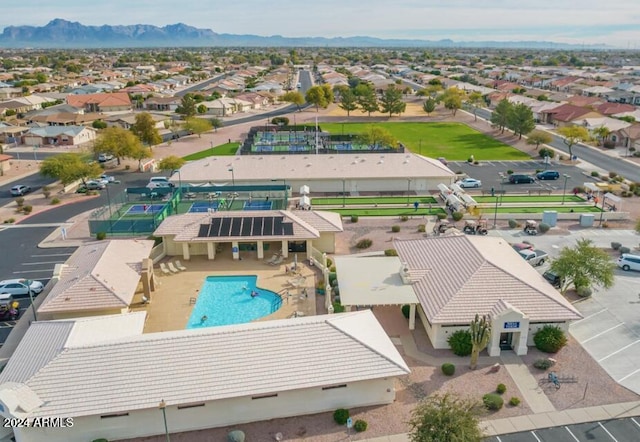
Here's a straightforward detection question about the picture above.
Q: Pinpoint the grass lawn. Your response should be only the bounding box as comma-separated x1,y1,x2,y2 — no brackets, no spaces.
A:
315,122,530,161
495,206,602,214
473,195,585,203
182,142,239,160
331,207,446,217
312,196,438,206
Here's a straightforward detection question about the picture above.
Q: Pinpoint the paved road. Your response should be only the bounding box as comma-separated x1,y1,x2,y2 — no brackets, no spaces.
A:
485,417,640,441
0,172,57,207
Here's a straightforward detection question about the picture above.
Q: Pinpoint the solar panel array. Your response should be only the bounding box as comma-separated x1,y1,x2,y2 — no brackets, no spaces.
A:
198,216,294,238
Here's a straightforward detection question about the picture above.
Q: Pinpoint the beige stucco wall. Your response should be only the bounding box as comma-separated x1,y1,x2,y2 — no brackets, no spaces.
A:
39,307,125,321
314,232,336,254
14,378,396,442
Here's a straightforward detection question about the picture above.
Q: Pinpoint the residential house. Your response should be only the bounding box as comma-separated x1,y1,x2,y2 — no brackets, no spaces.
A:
104,113,168,130
66,92,132,113
620,124,640,151
0,124,29,144
143,96,181,112
604,90,640,105
580,117,632,146
596,102,636,116
234,92,271,110
565,95,605,108
539,103,602,126
583,85,615,96
22,125,96,147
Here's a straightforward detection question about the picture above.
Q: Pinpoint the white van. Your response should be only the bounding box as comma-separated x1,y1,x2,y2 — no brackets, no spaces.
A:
617,254,640,272
147,177,174,189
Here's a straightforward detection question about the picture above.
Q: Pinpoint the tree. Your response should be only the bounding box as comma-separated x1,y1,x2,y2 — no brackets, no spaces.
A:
507,103,536,139
210,117,223,132
357,87,379,116
550,239,615,294
357,125,397,149
158,155,186,172
130,112,161,146
557,126,590,159
128,145,152,170
408,393,484,442
422,98,436,116
439,88,464,116
183,117,212,138
379,85,406,117
526,130,552,150
338,89,358,117
469,314,491,370
93,126,143,165
305,85,330,111
92,120,107,129
417,84,443,98
467,91,484,121
593,126,611,146
176,94,197,117
40,153,102,185
197,104,207,114
491,99,513,133
281,91,305,111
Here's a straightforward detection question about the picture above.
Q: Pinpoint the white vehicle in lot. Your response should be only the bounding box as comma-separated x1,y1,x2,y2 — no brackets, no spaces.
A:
457,178,482,188
617,254,640,271
0,279,44,296
147,176,175,189
517,249,549,267
98,153,114,162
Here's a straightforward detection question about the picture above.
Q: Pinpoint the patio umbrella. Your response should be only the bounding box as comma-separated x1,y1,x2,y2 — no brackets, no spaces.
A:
294,253,298,271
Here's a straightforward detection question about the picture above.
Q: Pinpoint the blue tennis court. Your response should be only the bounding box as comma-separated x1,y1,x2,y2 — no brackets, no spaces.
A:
125,204,166,215
244,201,273,210
188,201,220,213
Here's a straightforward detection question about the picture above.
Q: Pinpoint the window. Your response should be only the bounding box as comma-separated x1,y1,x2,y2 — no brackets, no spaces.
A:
177,403,205,410
251,393,278,400
322,384,347,391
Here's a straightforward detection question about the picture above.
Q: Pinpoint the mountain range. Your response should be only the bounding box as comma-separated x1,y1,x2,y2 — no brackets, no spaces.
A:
0,19,609,49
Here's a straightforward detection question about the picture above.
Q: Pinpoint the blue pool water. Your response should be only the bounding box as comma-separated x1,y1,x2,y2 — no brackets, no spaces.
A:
187,275,282,328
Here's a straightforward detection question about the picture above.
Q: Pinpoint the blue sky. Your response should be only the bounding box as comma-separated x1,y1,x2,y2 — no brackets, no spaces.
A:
2,0,639,48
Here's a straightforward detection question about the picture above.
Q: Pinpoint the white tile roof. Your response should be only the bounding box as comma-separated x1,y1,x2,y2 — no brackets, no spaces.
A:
38,240,154,314
0,311,408,419
393,236,582,324
288,210,343,233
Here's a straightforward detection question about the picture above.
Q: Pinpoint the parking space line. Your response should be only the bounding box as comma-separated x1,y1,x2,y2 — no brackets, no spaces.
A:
495,436,502,442
582,323,625,343
599,422,619,441
632,417,640,429
573,308,609,324
531,430,542,442
12,269,55,274
598,339,640,362
618,367,640,382
31,253,72,257
565,426,580,442
22,261,65,265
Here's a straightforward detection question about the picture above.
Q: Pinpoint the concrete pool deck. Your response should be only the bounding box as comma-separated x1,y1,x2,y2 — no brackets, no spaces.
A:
131,255,320,333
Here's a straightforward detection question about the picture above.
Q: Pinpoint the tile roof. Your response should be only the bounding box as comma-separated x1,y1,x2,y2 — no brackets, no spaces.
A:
38,240,154,314
0,311,409,419
544,103,599,122
393,236,582,324
66,92,131,108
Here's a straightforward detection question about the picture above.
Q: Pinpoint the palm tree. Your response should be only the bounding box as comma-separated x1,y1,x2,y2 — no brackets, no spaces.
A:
593,126,611,146
469,314,491,370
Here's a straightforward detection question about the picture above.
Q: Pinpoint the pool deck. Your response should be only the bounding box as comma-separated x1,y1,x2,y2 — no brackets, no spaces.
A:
131,255,320,333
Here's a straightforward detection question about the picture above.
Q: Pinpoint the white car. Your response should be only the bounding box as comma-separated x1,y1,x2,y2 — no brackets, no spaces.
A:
457,178,482,188
98,153,114,162
0,279,44,296
99,174,115,183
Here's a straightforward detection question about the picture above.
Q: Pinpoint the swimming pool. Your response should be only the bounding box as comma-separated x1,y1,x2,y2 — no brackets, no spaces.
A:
187,275,282,328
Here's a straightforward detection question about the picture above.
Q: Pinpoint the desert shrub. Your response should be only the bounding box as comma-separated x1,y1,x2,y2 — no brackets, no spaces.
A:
496,383,507,394
474,160,479,165
15,197,25,207
441,363,455,376
391,225,401,233
436,213,447,220
329,265,336,272
92,439,109,442
401,305,411,319
350,215,359,223
609,171,618,179
538,222,550,233
3,218,15,224
51,197,61,205
326,258,333,268
533,358,556,370
603,140,616,149
447,330,472,356
467,157,473,163
354,420,368,432
125,164,131,170
96,232,107,240
508,219,518,228
576,286,592,297
602,221,610,228
611,242,622,250
22,205,33,214
42,186,51,198
271,116,289,125
384,249,398,256
333,408,350,425
509,397,521,406
483,393,504,410
400,215,409,222
620,246,631,254
539,148,555,159
227,430,245,442
591,171,599,177
356,238,372,249
506,169,514,175
534,325,567,353
329,272,337,286
451,211,464,222
332,302,345,313
417,224,426,232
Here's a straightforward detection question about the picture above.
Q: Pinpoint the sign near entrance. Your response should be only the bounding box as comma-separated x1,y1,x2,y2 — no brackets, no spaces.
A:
504,321,520,329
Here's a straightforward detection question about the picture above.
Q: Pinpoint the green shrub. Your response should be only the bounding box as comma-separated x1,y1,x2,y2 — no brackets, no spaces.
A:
330,265,336,272
354,420,368,432
436,213,447,220
474,160,479,165
451,211,464,222
441,363,455,376
96,232,107,240
467,157,473,163
15,197,25,207
401,305,411,319
576,286,592,297
3,218,15,224
533,358,556,370
603,140,616,149
333,408,350,425
350,215,359,223
539,148,555,159
125,164,131,170
611,242,622,250
447,330,472,356
22,205,33,214
534,325,567,353
326,258,333,268
400,215,409,222
51,197,61,205
332,302,345,313
496,383,507,394
42,189,51,198
508,219,517,228
356,238,372,249
391,225,401,233
538,222,550,233
417,224,426,232
483,393,504,410
329,272,337,286
509,397,521,406
591,171,599,177
384,249,398,256
609,171,618,179
271,116,289,125
620,246,631,254
507,169,514,175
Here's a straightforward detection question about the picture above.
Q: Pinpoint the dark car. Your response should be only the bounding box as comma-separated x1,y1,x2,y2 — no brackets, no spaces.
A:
509,174,535,184
543,270,562,288
536,170,560,180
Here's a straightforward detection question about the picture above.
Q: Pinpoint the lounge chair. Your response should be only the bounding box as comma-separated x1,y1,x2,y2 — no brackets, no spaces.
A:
264,254,278,265
175,260,187,271
270,255,285,266
159,263,172,275
167,262,180,273
287,276,306,287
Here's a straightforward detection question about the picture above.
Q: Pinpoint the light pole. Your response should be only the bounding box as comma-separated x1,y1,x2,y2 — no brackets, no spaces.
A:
342,179,346,207
599,193,607,227
159,399,170,442
406,179,412,206
26,280,37,321
561,174,571,205
105,184,114,235
492,187,498,228
228,168,235,186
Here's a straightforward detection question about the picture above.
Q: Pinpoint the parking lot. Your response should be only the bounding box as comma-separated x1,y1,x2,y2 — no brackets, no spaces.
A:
486,417,640,441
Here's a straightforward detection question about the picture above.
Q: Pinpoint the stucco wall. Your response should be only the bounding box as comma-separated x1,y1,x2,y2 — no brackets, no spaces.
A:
314,232,336,254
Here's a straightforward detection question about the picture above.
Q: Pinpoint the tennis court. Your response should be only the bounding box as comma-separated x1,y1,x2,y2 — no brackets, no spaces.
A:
243,201,273,210
187,201,220,213
124,204,166,216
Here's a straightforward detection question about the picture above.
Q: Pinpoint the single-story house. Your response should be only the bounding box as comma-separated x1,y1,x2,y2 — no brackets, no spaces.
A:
539,103,602,127
154,209,343,261
104,112,168,130
172,152,456,194
66,92,132,113
0,310,409,442
335,235,582,356
620,124,640,150
37,240,155,320
22,125,96,147
143,96,181,112
0,154,12,174
580,117,632,146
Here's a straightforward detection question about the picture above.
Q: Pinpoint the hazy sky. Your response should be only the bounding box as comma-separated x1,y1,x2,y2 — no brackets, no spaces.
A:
2,0,639,48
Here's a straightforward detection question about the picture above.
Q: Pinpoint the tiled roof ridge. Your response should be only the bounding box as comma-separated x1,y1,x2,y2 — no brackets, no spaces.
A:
87,273,130,306
282,210,320,237
307,211,344,231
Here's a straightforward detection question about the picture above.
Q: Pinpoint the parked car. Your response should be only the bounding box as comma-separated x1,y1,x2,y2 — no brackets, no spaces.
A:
543,270,562,288
536,170,560,180
99,174,115,183
517,249,549,267
617,254,640,272
147,176,175,189
511,242,534,252
84,180,106,190
98,153,114,162
10,185,31,196
509,174,535,184
0,279,44,296
457,178,482,188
